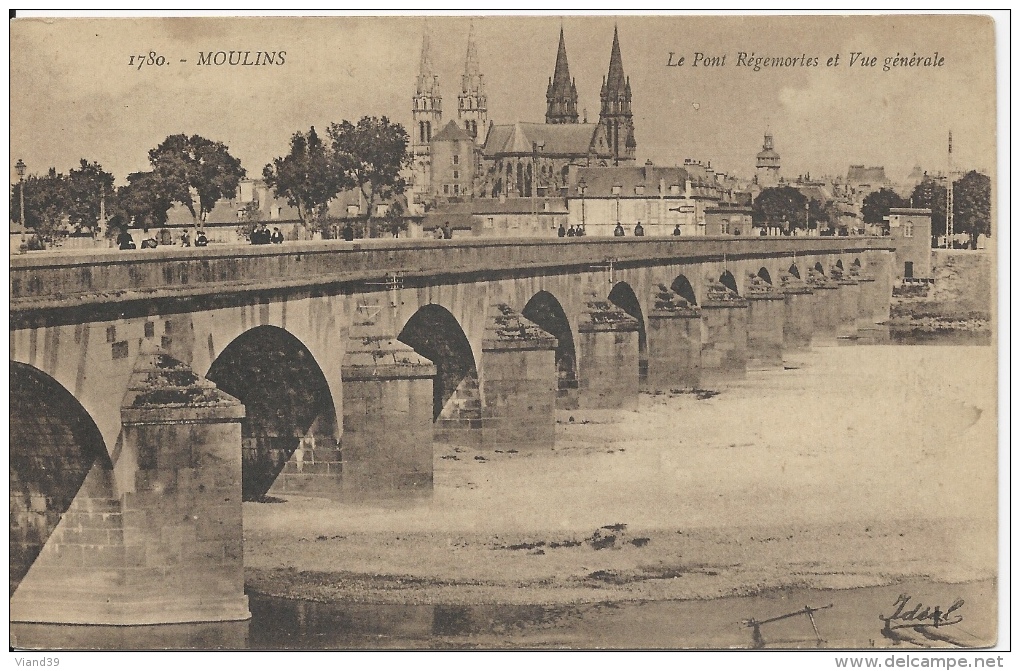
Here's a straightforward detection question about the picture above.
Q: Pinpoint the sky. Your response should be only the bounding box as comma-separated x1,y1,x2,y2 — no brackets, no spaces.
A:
9,13,997,187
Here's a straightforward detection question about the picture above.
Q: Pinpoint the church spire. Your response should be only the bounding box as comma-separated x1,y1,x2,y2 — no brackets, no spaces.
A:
598,25,636,163
411,22,442,209
546,27,579,124
458,21,487,142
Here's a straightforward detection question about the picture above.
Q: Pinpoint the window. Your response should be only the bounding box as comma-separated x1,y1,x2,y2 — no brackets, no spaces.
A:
635,185,644,195
670,184,681,195
904,221,914,238
612,185,622,196
453,170,459,180
454,184,460,196
485,217,494,229
443,184,450,195
453,154,460,165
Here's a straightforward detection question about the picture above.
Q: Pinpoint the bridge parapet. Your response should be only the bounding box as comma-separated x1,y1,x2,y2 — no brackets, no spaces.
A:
10,237,895,316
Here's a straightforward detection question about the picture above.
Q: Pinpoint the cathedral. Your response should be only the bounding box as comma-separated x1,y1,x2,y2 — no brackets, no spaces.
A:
410,23,637,209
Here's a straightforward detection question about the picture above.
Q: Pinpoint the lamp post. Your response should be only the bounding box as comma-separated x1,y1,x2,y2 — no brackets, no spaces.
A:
578,177,586,232
15,158,26,227
805,200,810,236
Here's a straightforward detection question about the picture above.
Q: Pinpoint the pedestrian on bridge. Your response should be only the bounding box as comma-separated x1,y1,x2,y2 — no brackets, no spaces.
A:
557,224,566,237
634,222,645,237
342,222,355,241
271,227,284,244
614,223,626,237
673,224,682,236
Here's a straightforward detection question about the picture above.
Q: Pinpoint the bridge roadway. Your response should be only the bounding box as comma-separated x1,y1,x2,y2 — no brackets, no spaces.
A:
9,236,896,627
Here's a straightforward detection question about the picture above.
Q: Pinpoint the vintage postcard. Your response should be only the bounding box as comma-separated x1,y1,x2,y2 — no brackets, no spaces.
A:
8,12,1001,656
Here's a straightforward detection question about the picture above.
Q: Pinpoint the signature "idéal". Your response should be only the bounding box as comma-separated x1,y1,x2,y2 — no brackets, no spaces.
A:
880,594,964,630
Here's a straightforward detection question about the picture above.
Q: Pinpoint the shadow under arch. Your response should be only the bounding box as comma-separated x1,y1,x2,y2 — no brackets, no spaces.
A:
835,259,845,271
522,290,578,409
788,263,801,279
757,267,773,285
720,270,740,295
206,325,337,501
670,275,698,305
607,281,648,386
10,362,112,596
814,261,826,274
398,304,480,424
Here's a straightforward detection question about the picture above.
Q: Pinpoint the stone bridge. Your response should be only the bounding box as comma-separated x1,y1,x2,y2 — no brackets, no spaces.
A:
9,236,894,626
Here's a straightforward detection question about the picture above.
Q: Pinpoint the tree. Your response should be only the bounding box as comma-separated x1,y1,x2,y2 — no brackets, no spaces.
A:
327,116,410,222
148,134,246,222
263,126,343,224
10,168,70,234
861,188,907,225
752,186,808,230
952,170,991,248
66,159,115,233
117,171,175,229
910,177,947,239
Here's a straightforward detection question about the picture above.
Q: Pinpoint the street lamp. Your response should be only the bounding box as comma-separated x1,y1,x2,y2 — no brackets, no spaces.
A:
805,200,810,236
15,158,26,227
578,177,587,231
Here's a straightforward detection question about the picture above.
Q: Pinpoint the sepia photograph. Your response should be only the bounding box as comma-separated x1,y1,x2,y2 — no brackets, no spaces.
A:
7,11,1003,656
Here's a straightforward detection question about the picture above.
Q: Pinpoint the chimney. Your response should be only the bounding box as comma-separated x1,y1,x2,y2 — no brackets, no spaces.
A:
644,159,653,182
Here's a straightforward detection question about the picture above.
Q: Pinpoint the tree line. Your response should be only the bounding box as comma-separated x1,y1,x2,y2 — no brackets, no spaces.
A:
11,116,410,238
749,171,991,248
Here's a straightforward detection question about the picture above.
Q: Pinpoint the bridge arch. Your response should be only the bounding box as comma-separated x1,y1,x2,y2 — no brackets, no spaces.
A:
757,267,773,285
607,281,648,385
788,263,801,279
670,274,698,305
521,290,578,408
720,270,740,295
10,362,112,596
398,304,480,423
814,261,826,274
206,325,338,501
835,259,845,271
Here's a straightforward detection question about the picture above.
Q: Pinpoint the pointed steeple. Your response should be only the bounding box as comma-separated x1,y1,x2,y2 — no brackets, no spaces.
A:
416,24,438,98
598,25,635,163
546,27,579,124
458,21,487,142
605,25,626,92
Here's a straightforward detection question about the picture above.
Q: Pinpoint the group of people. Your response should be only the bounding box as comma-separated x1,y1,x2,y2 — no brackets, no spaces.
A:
117,227,208,251
249,223,285,245
556,224,588,238
613,222,646,237
432,222,454,239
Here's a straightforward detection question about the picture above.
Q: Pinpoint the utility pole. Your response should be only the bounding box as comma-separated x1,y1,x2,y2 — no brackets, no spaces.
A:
945,130,954,248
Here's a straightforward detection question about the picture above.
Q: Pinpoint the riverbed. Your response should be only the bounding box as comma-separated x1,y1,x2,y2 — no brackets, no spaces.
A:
239,341,998,648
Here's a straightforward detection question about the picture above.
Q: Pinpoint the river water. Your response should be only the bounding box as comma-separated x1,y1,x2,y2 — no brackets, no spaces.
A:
11,332,999,650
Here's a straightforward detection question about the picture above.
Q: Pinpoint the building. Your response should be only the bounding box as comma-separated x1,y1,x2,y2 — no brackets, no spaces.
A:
566,160,726,236
846,165,889,192
422,196,568,238
545,28,579,124
480,122,614,199
887,207,932,280
430,120,476,200
457,23,487,142
755,131,781,187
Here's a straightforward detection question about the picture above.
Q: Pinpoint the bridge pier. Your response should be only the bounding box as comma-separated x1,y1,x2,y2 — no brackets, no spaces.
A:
779,271,814,350
10,352,250,625
745,273,786,370
480,304,558,450
340,331,436,496
833,274,861,337
645,284,702,392
807,269,840,346
699,282,749,386
577,294,641,409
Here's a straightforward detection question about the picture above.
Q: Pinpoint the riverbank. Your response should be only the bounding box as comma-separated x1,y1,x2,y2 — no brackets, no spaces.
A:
242,344,997,634
889,249,993,337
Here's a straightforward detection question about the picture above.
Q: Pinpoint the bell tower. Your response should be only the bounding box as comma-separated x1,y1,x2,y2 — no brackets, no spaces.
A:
597,26,636,163
411,25,442,207
458,23,487,144
545,27,579,124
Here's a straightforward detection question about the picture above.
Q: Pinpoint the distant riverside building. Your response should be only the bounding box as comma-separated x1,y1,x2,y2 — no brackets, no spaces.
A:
566,160,726,237
887,207,932,280
846,165,889,192
755,132,781,187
